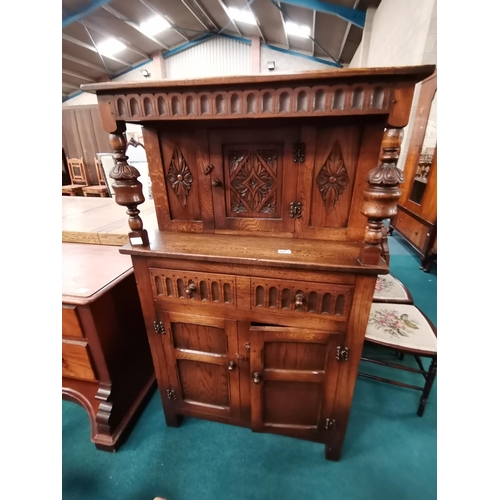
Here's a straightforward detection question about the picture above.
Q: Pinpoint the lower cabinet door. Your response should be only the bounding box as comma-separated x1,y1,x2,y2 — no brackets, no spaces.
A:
160,311,241,420
249,325,344,442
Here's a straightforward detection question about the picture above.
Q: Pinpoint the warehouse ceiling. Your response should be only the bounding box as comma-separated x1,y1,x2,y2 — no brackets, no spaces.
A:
62,0,380,101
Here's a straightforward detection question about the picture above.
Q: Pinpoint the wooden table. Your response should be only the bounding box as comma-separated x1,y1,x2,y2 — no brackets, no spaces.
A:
62,196,158,246
62,243,156,451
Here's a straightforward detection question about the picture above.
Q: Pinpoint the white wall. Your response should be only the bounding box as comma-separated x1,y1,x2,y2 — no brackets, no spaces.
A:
349,0,437,171
260,46,332,73
350,0,436,68
165,36,251,79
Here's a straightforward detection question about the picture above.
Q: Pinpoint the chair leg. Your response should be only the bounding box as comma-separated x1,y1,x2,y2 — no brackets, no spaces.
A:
417,357,437,417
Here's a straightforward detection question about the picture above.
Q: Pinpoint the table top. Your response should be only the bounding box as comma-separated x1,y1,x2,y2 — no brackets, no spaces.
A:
62,243,134,303
62,196,158,246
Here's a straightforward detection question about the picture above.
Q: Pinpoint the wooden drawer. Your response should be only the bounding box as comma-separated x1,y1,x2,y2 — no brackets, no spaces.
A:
62,306,84,339
393,210,430,251
149,268,238,308
250,277,353,320
62,340,96,381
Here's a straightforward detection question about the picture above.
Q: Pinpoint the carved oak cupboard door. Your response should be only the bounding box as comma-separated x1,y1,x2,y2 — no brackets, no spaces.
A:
208,127,299,234
249,326,344,442
147,129,204,231
297,125,363,240
158,311,241,421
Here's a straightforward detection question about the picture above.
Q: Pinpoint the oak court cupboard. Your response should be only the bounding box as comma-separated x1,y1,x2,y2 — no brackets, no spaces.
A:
82,64,435,461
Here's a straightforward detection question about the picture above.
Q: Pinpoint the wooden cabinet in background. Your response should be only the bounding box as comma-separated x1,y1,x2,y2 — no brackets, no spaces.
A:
389,71,437,270
82,65,435,461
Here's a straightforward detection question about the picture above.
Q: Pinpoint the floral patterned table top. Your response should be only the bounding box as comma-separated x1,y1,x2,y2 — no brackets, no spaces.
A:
373,274,411,301
366,303,436,352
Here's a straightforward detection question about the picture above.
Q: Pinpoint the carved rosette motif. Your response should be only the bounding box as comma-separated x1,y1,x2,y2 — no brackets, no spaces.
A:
167,146,193,207
316,142,349,214
229,150,277,214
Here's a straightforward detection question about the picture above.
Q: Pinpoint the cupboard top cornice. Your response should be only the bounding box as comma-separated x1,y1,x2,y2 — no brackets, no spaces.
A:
82,65,434,129
81,65,435,94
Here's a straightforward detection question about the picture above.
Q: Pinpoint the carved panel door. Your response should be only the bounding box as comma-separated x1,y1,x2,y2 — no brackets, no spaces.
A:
249,326,344,442
208,127,300,234
296,125,364,240
159,311,241,420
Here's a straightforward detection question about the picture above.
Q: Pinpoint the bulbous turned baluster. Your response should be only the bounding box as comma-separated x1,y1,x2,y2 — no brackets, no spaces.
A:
109,130,149,246
359,128,404,265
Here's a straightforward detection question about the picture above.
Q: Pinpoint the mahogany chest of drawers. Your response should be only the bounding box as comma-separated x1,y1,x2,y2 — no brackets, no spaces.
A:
62,243,155,451
82,65,434,460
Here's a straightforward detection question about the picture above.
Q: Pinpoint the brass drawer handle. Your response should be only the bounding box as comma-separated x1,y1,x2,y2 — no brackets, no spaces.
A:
185,284,196,296
253,372,261,384
228,361,236,371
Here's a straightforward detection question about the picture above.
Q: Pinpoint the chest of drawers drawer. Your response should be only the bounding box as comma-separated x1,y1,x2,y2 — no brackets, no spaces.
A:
62,306,84,339
149,268,238,307
62,340,96,381
250,277,353,320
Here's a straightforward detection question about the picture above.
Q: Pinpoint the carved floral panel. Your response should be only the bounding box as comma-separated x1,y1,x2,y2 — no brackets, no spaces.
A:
167,146,193,207
316,142,349,214
228,149,278,215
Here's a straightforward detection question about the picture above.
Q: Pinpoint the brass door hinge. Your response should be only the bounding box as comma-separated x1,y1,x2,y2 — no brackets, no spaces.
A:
293,142,306,163
325,418,336,430
166,389,177,400
289,201,302,218
154,321,165,335
336,346,349,362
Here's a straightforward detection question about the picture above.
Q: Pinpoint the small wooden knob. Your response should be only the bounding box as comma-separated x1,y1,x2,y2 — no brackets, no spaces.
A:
295,293,305,307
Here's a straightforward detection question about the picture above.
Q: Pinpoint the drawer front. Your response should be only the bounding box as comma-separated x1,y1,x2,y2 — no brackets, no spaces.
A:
150,268,237,308
394,210,430,251
250,278,353,320
62,340,96,381
62,306,84,339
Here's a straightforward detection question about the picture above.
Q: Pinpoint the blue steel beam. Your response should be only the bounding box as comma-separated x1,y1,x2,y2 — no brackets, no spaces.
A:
261,43,342,67
162,34,214,58
216,33,252,45
62,0,114,28
279,0,365,28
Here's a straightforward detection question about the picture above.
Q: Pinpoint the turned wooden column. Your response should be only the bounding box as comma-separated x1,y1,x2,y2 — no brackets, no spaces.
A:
109,123,149,246
360,128,404,265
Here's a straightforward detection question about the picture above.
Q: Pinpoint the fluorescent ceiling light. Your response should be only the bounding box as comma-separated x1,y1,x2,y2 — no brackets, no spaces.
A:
227,7,257,25
140,16,171,36
96,38,126,56
285,21,311,38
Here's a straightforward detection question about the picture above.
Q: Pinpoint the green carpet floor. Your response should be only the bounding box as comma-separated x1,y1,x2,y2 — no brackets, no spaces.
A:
62,232,437,500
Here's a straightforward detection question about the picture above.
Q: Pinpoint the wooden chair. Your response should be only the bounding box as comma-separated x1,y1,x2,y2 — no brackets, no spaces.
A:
82,158,109,198
358,303,437,416
62,158,87,196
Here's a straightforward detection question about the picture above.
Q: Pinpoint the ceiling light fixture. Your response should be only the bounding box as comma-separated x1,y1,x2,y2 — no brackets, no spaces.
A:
96,38,126,56
141,69,150,78
227,7,257,25
140,16,171,36
267,61,275,71
285,21,311,39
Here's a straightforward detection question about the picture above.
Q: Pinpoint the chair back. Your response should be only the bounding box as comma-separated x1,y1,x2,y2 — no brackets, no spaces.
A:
95,158,106,185
66,158,88,186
